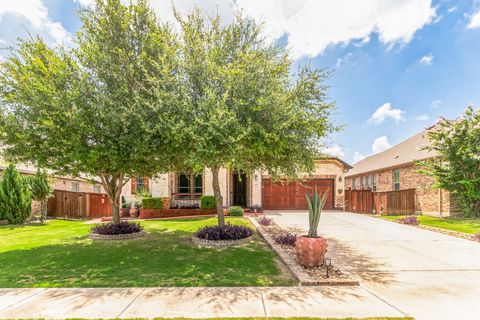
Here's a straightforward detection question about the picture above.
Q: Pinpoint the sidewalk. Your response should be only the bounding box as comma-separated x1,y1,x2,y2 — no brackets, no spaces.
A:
0,287,405,319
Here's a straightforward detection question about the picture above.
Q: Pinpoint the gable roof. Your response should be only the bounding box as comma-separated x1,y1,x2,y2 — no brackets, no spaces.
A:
346,130,437,177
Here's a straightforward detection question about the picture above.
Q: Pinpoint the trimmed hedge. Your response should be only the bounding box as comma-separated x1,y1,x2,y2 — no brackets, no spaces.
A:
229,206,244,216
200,195,216,209
142,197,163,209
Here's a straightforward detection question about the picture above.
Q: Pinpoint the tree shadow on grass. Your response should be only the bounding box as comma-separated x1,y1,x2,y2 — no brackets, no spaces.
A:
0,228,293,288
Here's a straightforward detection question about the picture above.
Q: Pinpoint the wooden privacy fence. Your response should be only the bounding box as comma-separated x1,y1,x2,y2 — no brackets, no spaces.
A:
345,189,372,213
48,190,112,220
345,188,416,215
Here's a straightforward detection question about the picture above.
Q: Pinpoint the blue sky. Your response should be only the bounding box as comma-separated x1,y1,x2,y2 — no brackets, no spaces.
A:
1,0,479,164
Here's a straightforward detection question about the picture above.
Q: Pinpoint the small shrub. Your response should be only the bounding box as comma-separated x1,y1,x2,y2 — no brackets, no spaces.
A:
0,163,31,224
257,216,272,226
91,221,143,235
121,201,132,209
142,197,163,209
473,233,480,242
398,215,418,225
229,206,244,216
273,232,297,246
194,224,253,240
200,195,216,209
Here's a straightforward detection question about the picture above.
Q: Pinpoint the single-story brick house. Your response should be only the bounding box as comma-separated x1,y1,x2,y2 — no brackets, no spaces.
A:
122,158,352,211
345,130,457,216
0,162,106,194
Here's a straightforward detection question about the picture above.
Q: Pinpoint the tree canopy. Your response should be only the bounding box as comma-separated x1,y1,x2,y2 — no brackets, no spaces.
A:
176,9,338,226
0,1,338,226
421,106,480,217
0,0,185,223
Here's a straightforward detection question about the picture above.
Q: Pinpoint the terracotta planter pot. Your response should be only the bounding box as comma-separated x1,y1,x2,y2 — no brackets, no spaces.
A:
295,235,328,267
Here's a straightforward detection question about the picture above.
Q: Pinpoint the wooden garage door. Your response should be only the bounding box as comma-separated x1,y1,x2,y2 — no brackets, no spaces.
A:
262,179,334,210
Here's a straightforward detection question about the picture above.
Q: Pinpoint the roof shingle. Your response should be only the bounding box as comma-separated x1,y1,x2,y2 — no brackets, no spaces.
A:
346,130,437,177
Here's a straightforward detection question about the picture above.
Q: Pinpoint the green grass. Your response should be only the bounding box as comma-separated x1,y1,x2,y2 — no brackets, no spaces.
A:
0,217,294,288
382,215,480,234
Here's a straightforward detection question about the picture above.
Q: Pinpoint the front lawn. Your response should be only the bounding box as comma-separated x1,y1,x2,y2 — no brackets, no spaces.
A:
0,217,294,287
382,215,480,234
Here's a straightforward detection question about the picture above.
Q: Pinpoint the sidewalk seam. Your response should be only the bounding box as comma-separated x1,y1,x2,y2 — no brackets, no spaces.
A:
360,285,409,317
0,288,47,312
259,289,267,317
116,288,146,318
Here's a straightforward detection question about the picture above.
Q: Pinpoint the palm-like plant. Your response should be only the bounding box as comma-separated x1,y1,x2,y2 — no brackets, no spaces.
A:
306,191,328,237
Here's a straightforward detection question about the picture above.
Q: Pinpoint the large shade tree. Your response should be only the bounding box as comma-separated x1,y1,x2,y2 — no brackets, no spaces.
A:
420,106,480,217
0,0,185,224
176,10,338,227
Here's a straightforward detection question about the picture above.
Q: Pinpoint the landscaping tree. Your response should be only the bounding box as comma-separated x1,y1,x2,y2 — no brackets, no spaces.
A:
0,0,185,224
176,10,337,227
0,163,32,224
27,169,53,222
420,106,480,217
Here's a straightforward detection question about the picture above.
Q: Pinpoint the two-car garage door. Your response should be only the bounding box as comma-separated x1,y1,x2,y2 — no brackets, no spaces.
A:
262,179,335,210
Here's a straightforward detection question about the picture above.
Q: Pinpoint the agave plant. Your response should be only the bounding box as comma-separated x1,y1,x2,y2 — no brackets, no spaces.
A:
306,191,328,237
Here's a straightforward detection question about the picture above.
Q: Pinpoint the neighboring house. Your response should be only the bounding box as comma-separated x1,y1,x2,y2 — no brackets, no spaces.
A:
345,130,457,216
0,162,105,194
122,158,352,211
0,161,107,218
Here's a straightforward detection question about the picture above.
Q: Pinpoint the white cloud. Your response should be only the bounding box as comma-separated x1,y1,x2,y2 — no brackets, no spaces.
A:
323,144,344,158
74,0,96,7
151,0,436,59
0,0,70,45
353,151,366,163
368,102,406,125
335,52,353,68
415,114,430,121
448,7,457,13
372,136,391,154
468,10,480,29
431,100,441,108
420,53,434,65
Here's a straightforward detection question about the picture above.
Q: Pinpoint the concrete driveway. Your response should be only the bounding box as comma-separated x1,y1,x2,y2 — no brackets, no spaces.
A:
265,210,480,320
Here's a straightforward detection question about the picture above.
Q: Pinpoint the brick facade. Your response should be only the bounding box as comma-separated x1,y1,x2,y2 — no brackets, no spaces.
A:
124,159,348,210
345,163,456,216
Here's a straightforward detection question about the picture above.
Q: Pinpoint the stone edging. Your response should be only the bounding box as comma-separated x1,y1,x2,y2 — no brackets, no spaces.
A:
248,217,360,286
192,235,253,247
375,216,480,242
89,230,146,240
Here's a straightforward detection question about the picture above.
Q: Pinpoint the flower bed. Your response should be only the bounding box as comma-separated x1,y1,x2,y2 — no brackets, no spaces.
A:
89,221,146,240
249,216,358,286
192,224,254,247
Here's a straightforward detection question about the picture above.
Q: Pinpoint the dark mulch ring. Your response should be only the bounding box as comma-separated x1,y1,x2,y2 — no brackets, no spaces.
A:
194,224,253,241
256,216,350,280
91,221,143,235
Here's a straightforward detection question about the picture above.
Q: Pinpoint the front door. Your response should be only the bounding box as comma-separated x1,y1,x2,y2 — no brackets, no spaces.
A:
232,173,247,206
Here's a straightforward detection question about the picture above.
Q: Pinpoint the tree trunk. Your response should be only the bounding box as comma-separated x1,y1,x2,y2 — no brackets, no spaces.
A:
211,166,225,227
100,174,124,224
40,199,47,223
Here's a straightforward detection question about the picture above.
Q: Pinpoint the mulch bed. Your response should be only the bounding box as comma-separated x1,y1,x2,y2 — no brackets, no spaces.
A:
249,216,358,286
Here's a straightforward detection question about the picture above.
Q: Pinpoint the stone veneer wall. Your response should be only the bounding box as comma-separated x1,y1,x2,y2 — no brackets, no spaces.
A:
345,163,455,216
